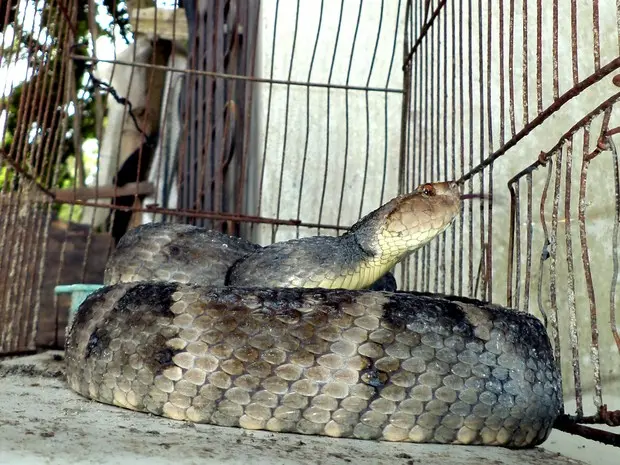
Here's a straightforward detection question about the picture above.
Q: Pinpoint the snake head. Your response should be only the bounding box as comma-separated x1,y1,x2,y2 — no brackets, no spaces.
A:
383,180,462,243
348,181,462,262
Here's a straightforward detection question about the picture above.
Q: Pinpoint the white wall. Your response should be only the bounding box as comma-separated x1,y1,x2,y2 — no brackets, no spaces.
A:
248,0,405,245
249,0,620,412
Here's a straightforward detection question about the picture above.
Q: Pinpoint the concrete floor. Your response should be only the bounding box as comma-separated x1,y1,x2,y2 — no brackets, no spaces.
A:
0,351,608,465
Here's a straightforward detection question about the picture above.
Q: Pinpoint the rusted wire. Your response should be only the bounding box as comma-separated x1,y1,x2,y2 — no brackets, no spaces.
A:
506,180,518,307
554,415,620,447
47,197,354,231
1,0,619,449
402,0,446,71
507,96,620,425
578,123,603,408
315,0,345,237
497,93,620,178
564,137,584,417
296,0,326,240
523,173,533,314
0,0,75,353
554,403,620,447
610,135,620,353
70,54,403,95
539,157,553,337
459,57,620,183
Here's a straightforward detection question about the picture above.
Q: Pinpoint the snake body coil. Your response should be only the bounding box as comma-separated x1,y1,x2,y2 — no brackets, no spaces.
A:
65,182,562,448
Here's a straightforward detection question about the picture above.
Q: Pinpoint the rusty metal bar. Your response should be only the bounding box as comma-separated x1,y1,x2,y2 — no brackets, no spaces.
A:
578,123,603,409
506,180,519,308
523,93,620,173
399,0,414,290
466,0,474,298
592,0,601,71
541,157,556,347
429,0,438,294
50,182,154,201
554,414,620,447
239,2,259,230
523,172,533,313
440,2,449,295
70,54,403,94
536,0,542,113
564,137,584,418
316,0,345,238
422,0,432,292
521,0,529,125
21,0,73,351
498,0,506,146
552,0,559,99
460,57,620,183
485,0,494,300
457,0,464,296
277,0,302,234
48,197,352,231
570,0,579,85
1,0,619,449
514,181,521,308
610,135,620,353
508,0,515,137
402,0,446,70
448,0,457,296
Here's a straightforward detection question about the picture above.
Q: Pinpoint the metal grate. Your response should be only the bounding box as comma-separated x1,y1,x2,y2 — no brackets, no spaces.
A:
399,0,620,445
0,0,618,446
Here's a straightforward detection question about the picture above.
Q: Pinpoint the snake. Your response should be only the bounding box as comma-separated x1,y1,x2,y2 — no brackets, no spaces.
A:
64,181,563,448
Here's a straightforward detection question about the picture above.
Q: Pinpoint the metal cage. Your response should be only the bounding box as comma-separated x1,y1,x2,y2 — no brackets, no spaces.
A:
0,0,618,448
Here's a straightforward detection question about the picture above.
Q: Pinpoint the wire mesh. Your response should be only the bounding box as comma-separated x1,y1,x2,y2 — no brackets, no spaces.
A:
0,0,619,446
399,0,620,444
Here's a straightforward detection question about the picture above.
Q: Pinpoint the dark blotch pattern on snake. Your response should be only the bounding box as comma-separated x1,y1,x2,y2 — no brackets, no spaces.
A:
64,182,563,448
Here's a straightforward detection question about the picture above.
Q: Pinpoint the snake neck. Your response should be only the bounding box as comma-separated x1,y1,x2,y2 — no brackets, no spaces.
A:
339,213,408,288
341,194,458,288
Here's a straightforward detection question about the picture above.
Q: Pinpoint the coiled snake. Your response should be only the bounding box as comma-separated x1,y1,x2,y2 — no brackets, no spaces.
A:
64,182,562,448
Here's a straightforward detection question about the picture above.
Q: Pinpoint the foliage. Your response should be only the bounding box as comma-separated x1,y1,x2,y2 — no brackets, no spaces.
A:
0,0,131,222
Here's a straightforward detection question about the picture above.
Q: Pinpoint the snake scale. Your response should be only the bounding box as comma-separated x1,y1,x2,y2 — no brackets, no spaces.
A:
65,182,563,448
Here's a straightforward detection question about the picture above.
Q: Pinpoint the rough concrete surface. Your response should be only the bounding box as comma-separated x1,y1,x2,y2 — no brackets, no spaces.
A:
0,351,593,465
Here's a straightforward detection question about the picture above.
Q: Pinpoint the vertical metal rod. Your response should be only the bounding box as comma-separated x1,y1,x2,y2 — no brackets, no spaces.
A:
523,172,533,313
536,0,543,113
466,0,474,297
295,0,325,238
564,137,584,417
609,135,620,353
485,0,494,300
508,0,516,137
570,0,579,85
578,124,603,408
521,0,529,126
552,0,559,100
547,153,561,370
275,1,301,231
316,0,345,239
457,0,465,295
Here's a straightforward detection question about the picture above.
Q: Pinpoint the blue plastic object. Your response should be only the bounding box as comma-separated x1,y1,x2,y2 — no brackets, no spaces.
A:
54,284,104,315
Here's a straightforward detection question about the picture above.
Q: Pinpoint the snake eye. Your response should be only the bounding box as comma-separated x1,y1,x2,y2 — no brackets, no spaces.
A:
421,183,436,196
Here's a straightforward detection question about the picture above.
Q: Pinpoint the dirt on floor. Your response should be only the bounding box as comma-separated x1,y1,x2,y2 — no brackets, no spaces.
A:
0,351,602,465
